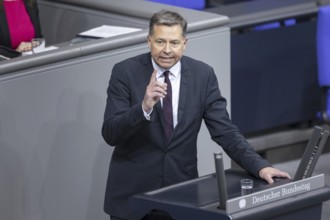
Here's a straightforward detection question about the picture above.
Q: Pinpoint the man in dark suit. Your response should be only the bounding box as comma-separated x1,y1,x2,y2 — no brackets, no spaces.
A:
102,9,290,220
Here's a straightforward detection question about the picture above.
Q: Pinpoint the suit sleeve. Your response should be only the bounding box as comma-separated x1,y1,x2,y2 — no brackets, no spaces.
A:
203,68,271,177
102,64,150,146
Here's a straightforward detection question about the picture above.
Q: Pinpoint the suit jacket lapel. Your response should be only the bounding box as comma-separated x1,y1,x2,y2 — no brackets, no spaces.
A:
176,58,190,129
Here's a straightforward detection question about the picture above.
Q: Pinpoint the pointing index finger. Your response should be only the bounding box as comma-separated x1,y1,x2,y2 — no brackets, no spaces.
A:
149,69,158,84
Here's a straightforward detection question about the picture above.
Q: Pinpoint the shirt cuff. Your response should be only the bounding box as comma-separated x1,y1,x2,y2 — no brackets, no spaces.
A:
142,105,153,121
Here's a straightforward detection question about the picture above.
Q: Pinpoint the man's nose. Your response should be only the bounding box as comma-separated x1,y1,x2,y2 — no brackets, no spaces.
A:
164,43,171,53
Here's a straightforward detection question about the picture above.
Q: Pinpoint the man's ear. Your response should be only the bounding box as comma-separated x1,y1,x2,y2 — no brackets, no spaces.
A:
147,36,152,49
183,38,188,50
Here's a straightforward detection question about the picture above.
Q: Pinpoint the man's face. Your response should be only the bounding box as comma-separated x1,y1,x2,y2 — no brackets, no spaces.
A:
148,24,187,69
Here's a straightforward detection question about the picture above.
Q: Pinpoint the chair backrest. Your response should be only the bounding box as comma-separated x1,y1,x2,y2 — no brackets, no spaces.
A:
317,5,330,87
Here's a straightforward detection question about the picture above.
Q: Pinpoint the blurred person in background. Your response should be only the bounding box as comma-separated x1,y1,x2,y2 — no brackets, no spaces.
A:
0,0,42,52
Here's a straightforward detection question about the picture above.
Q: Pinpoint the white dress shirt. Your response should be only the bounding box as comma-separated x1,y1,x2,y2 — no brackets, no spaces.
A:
143,59,181,128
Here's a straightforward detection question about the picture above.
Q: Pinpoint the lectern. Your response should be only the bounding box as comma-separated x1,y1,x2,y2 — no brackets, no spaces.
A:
129,169,330,220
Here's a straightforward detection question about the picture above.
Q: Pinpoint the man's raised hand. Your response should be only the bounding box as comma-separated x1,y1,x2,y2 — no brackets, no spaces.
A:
142,69,167,113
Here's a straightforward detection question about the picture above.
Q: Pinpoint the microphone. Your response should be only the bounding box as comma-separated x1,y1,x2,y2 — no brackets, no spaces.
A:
214,152,228,210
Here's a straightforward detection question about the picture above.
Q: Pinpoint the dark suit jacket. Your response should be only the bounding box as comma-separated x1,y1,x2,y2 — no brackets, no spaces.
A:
102,52,271,219
0,0,42,48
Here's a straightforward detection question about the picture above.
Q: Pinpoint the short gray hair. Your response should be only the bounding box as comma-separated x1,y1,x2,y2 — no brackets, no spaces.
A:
149,10,187,37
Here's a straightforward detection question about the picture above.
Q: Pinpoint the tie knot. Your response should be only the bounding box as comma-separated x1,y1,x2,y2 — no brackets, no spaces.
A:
163,71,170,78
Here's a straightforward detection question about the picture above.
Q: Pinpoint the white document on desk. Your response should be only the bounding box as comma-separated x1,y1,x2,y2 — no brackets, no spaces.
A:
21,46,58,56
78,25,142,38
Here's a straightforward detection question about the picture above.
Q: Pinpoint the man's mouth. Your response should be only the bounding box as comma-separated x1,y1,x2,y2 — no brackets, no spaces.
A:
160,57,173,62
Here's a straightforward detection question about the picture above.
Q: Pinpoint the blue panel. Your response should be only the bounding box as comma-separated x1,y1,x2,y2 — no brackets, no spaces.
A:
147,0,206,9
317,5,330,86
253,22,281,31
284,18,296,26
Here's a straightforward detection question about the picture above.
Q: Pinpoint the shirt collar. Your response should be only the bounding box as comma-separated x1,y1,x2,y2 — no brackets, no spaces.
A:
151,59,181,80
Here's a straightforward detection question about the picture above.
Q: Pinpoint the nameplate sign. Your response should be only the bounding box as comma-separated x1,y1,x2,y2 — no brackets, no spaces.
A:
226,174,325,214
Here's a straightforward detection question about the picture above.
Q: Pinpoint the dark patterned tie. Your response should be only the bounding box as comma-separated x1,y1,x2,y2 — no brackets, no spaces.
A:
163,71,173,139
